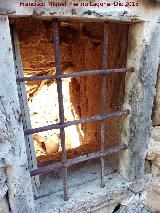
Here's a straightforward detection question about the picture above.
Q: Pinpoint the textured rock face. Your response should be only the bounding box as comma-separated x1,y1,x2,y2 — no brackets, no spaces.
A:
143,126,160,211
0,16,35,213
0,196,10,213
152,65,160,126
148,127,160,173
13,18,128,164
116,205,151,213
0,168,8,200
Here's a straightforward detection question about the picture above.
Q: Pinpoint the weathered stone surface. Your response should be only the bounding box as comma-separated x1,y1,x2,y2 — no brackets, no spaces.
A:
35,171,132,213
0,15,35,212
0,168,8,199
128,179,150,194
147,127,160,174
93,203,119,213
149,126,160,141
0,0,141,22
152,66,160,126
119,174,160,212
120,19,160,181
116,204,151,213
140,127,160,211
147,139,160,161
0,196,10,213
141,189,160,212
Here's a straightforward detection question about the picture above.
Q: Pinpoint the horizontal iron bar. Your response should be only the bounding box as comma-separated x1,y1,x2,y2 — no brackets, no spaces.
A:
16,67,134,82
30,144,127,176
24,109,130,136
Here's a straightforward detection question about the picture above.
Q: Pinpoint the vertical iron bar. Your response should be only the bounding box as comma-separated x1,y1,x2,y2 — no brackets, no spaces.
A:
52,20,68,201
100,23,108,188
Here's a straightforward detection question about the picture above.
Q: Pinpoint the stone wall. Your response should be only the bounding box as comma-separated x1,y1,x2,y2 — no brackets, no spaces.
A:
152,64,160,126
143,59,160,211
0,0,160,212
0,15,35,213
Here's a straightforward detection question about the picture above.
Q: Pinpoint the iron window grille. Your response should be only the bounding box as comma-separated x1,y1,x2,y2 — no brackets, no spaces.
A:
14,19,134,201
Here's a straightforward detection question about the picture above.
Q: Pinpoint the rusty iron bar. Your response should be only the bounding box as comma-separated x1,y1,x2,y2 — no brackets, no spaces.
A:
53,20,68,201
16,67,134,82
100,23,108,188
30,144,127,177
24,109,130,136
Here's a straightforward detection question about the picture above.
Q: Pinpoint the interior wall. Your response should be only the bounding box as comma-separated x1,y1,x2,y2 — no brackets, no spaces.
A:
67,21,128,149
11,18,128,165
